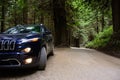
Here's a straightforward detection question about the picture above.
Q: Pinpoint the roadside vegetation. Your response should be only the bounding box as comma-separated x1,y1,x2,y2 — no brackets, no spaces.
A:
86,26,113,48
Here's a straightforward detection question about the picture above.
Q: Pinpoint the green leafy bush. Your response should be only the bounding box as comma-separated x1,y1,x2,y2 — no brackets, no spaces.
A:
86,26,113,48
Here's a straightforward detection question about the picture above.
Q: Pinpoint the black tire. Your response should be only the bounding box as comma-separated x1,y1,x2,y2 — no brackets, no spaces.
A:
38,47,47,70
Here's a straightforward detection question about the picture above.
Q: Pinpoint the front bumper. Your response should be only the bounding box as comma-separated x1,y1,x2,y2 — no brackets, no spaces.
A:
0,52,39,69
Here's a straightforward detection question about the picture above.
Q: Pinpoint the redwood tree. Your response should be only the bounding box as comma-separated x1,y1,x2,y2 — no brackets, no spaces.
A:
109,0,120,50
53,0,69,46
112,0,120,37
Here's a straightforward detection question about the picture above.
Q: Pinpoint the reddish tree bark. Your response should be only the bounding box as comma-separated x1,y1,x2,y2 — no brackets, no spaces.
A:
53,0,69,46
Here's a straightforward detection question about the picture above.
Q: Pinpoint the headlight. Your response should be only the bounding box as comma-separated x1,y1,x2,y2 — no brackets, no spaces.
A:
31,38,39,42
20,38,39,43
23,47,31,53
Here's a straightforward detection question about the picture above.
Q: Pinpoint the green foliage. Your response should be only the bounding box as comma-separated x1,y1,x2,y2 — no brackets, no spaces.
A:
66,0,96,44
66,0,112,46
86,26,113,48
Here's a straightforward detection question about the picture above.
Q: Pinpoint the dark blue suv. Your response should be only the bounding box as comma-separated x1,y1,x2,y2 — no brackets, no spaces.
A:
0,24,54,70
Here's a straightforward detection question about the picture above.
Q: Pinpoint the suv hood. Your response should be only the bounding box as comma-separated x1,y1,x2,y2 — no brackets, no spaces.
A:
0,33,40,40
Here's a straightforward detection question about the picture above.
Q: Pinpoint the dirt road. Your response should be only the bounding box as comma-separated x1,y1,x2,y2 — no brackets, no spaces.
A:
0,48,120,80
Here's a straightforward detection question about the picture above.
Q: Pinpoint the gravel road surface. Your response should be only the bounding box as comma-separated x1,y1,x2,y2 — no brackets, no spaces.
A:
0,48,120,80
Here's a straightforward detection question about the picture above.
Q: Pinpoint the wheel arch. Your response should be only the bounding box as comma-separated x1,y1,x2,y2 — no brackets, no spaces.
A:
41,44,47,52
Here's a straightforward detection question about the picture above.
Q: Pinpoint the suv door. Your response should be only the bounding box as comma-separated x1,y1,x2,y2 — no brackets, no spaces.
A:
41,26,53,54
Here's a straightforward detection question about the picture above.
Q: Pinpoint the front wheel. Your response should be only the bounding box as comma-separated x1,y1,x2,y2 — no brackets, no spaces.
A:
38,47,47,70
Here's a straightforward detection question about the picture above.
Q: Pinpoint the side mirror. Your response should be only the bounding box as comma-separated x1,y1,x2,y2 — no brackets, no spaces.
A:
45,31,51,34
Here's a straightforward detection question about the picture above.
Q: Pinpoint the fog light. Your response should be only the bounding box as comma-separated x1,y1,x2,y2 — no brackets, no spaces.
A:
23,47,31,53
25,58,32,64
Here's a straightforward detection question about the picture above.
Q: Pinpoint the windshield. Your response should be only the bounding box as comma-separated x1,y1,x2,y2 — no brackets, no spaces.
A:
4,25,40,34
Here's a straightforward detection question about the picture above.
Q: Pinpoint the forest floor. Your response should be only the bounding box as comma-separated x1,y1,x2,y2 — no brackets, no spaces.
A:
0,48,120,80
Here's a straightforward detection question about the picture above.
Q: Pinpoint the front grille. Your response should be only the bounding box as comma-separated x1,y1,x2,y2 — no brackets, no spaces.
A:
0,59,21,66
0,40,16,51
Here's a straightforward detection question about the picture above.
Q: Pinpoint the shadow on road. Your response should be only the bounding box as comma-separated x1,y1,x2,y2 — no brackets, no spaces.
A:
0,68,37,78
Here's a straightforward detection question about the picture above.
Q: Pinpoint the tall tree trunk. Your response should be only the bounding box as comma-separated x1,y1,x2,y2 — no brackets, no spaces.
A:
105,0,120,56
14,9,17,25
101,10,104,31
112,0,120,34
14,0,17,26
1,0,5,32
23,0,28,24
96,12,99,33
111,0,120,45
40,13,44,24
33,11,36,24
53,0,69,46
39,0,44,24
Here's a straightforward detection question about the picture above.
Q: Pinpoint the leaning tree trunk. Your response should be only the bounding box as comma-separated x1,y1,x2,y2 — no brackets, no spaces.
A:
53,0,69,47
